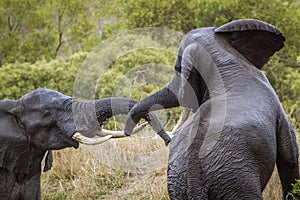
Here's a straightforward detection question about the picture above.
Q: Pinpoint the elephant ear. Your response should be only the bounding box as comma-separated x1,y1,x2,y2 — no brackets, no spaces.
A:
0,100,52,180
215,19,285,69
0,100,31,176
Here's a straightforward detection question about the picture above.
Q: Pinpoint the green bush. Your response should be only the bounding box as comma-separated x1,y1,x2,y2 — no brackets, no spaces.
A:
286,180,300,200
0,52,87,99
264,58,300,130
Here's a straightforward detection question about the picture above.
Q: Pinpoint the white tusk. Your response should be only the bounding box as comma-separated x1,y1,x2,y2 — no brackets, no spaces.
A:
170,107,190,135
96,129,125,138
94,122,148,138
72,132,112,145
132,122,148,133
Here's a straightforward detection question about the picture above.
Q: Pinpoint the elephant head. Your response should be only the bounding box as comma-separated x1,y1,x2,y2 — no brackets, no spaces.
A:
124,19,285,135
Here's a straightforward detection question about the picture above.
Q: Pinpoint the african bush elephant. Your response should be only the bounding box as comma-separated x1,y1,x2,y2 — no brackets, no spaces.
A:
0,88,169,200
124,19,299,199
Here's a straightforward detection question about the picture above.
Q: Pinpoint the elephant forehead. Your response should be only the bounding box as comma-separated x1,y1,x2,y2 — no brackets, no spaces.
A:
20,88,70,110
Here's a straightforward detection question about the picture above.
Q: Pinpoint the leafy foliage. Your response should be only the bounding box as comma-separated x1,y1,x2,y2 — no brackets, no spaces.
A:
122,0,196,32
0,0,101,65
286,180,300,200
96,48,175,99
0,52,87,99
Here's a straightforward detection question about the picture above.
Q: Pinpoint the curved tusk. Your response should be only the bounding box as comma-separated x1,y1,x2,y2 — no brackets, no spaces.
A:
96,129,125,138
94,122,148,138
170,107,190,134
132,122,148,133
72,132,112,145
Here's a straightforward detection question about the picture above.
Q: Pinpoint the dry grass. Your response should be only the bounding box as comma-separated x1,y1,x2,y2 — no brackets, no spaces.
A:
263,170,282,199
41,130,170,200
41,128,299,200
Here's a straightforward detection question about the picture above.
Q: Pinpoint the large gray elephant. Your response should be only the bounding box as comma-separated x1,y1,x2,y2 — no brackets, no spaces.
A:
124,19,299,199
0,88,169,200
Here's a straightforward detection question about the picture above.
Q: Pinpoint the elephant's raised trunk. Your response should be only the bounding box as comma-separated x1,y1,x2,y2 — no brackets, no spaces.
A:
94,98,137,125
124,84,180,136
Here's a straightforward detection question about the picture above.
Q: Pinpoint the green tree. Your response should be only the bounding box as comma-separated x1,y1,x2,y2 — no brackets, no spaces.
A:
121,0,196,32
0,0,55,64
0,0,100,65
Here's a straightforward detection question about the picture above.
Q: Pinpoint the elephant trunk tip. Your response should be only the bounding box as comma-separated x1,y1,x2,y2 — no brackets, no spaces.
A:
123,103,146,135
124,114,139,136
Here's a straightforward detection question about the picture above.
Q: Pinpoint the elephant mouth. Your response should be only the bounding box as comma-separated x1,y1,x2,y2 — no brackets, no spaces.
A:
59,131,80,149
69,136,80,149
58,132,79,149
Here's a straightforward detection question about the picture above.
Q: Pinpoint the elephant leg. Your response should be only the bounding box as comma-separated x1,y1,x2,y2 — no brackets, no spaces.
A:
276,118,299,199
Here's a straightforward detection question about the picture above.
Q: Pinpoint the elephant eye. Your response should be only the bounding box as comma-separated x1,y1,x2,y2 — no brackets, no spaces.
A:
44,111,52,118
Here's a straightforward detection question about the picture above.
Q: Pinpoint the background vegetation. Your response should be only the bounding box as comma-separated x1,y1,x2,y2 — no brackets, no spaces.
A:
0,0,299,199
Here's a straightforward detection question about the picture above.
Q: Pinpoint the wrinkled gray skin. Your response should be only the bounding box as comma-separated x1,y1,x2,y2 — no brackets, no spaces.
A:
0,88,169,200
124,19,299,199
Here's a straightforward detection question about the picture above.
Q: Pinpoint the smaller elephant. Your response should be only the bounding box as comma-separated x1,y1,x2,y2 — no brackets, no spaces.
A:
0,88,169,200
124,19,299,199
